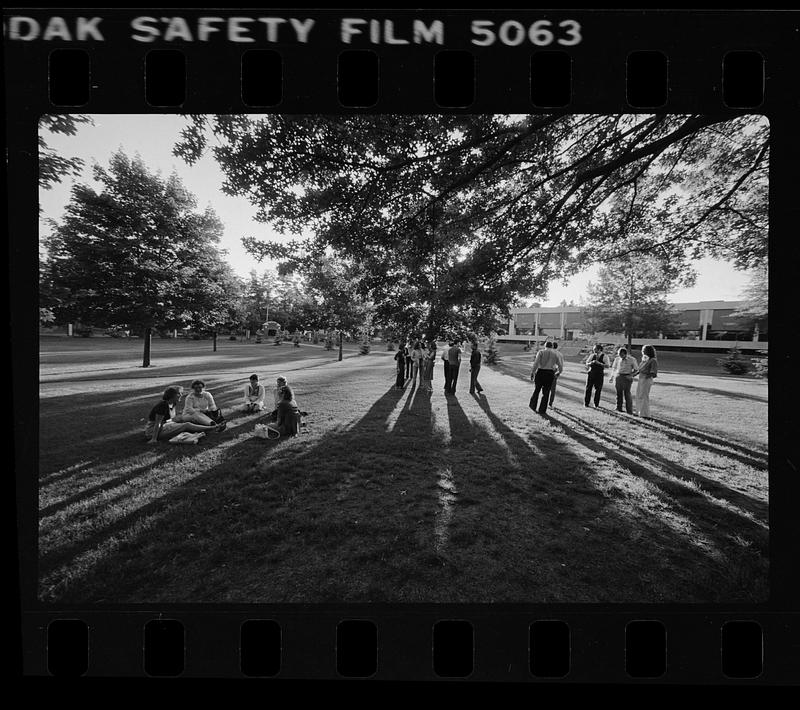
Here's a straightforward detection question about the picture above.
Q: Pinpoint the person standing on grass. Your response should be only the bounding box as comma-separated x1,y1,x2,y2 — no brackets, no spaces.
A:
403,341,412,380
394,346,406,389
635,344,658,418
469,343,484,395
410,340,424,386
584,344,611,407
243,374,266,412
146,387,223,443
441,341,452,393
422,340,436,392
181,379,226,429
610,347,639,413
529,340,561,415
446,340,463,394
548,341,565,407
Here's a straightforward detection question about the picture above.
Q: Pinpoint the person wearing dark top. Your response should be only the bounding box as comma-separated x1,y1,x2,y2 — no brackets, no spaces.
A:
446,341,463,393
274,386,301,436
584,344,611,407
145,386,222,443
469,344,484,395
394,348,406,389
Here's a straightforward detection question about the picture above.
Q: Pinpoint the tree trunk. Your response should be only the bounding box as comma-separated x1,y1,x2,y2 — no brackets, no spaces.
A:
213,331,218,352
142,326,152,367
338,330,343,361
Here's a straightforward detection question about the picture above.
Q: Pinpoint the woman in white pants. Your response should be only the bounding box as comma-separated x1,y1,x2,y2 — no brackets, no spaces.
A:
636,344,658,418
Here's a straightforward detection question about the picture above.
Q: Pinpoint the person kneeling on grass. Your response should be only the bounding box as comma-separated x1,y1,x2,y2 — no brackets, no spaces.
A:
146,387,224,444
267,376,308,422
243,373,266,412
268,386,301,437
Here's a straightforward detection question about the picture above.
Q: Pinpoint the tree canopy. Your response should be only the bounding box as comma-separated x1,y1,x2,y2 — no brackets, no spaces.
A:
39,115,94,191
42,151,236,337
174,113,768,337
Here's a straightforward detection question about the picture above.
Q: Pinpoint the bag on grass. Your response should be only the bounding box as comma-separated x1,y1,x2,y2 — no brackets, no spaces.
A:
169,432,204,445
254,423,281,440
208,408,225,424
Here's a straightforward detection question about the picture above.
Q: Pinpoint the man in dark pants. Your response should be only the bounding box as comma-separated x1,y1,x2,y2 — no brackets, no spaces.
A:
469,343,483,394
442,342,452,392
584,344,610,407
548,341,565,407
446,340,462,393
529,341,561,415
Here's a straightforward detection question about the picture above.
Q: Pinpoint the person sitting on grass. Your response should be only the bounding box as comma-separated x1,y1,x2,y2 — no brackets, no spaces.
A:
146,387,223,444
267,376,308,421
243,373,266,412
268,386,301,437
181,379,226,430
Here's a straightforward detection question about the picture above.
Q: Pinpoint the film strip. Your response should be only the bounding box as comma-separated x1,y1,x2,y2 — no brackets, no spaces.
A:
8,8,799,682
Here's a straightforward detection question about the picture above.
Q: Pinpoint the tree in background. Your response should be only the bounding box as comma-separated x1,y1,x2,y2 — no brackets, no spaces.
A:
585,251,691,348
42,151,236,366
175,113,767,336
732,261,768,330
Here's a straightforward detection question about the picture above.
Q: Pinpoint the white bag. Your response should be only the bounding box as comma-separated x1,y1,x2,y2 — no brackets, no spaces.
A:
254,423,280,439
169,432,204,445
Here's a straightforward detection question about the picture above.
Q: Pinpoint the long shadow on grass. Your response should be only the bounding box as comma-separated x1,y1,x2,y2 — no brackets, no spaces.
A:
538,379,769,466
655,381,767,403
546,411,768,550
41,382,767,604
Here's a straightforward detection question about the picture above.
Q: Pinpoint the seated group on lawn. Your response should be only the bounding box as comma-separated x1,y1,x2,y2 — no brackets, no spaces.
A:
146,374,305,443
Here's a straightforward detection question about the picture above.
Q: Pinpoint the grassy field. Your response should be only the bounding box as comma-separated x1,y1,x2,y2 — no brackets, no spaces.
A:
37,338,768,604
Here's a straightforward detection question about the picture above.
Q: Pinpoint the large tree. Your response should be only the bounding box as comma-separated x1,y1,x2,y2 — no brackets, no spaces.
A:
175,114,768,336
42,151,236,365
584,252,691,347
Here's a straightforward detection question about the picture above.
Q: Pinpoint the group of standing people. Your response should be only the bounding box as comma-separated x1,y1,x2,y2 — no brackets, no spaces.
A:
394,339,484,395
146,374,306,443
530,340,658,417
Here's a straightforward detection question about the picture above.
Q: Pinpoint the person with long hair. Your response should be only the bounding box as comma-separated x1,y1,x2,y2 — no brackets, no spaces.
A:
636,344,658,418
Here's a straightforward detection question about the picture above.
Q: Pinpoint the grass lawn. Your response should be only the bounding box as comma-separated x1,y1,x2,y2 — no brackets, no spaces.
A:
37,339,768,604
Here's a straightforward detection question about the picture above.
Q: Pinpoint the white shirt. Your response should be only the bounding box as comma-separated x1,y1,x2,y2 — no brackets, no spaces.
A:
183,390,216,414
531,348,561,375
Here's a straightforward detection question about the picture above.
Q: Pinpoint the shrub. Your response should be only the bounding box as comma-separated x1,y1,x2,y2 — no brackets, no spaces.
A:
750,350,768,379
324,333,334,350
386,341,396,351
483,332,500,364
718,345,750,375
359,341,371,355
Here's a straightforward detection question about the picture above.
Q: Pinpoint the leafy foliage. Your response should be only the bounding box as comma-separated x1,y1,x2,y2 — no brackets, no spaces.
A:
718,346,750,375
175,114,768,336
39,115,94,191
42,151,236,334
584,252,687,344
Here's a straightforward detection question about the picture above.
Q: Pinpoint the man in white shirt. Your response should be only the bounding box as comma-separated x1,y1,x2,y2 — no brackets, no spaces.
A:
529,341,561,415
609,347,639,413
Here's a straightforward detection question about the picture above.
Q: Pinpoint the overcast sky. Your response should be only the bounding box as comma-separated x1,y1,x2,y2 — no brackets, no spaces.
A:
39,114,755,306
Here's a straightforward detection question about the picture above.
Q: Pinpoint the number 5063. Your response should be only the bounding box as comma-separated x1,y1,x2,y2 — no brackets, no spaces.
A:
470,19,582,47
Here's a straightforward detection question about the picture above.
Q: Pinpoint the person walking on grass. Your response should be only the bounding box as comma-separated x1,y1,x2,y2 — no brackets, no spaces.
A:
548,341,565,407
469,342,484,395
584,344,611,407
146,387,223,444
529,340,561,415
635,344,658,418
243,374,266,412
610,347,639,414
446,340,463,394
394,346,406,389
